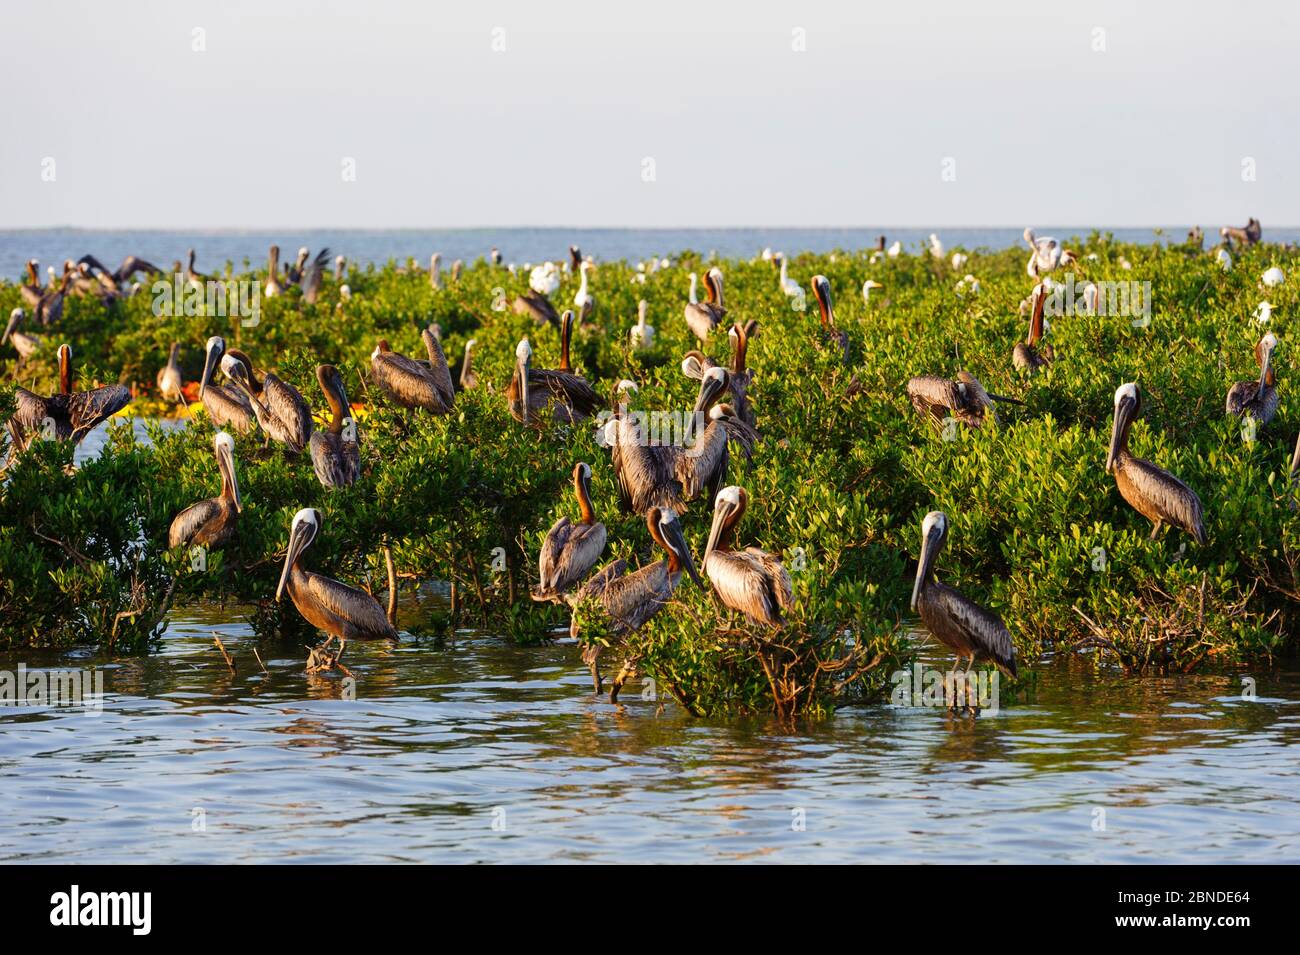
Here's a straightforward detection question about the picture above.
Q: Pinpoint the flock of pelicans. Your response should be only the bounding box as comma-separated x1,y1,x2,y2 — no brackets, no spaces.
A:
0,221,1286,703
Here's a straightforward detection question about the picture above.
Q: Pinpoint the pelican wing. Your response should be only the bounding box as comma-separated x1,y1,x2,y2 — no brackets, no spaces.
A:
310,432,361,488
706,549,791,626
303,571,397,639
570,558,629,605
598,561,671,632
12,387,49,431
906,375,963,415
261,374,312,450
613,438,684,514
204,385,255,433
676,423,729,503
68,384,131,441
168,498,222,548
513,292,561,330
533,369,601,420
539,519,607,595
1123,456,1207,544
372,353,445,411
420,332,456,410
930,583,1017,677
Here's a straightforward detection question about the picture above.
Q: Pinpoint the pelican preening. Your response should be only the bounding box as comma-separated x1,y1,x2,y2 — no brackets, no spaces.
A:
569,506,703,700
156,342,184,404
911,511,1017,702
630,299,655,350
1106,383,1206,544
169,431,242,549
1226,333,1279,426
310,364,361,488
703,486,792,628
199,337,256,434
277,508,399,640
810,275,849,364
907,372,1022,431
1023,228,1076,279
684,268,726,342
1012,284,1053,373
7,344,131,452
221,351,313,453
370,329,455,414
507,323,601,426
533,462,608,604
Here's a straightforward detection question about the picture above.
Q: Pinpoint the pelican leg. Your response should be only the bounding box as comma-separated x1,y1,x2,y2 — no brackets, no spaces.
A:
964,656,977,712
590,662,602,695
609,661,635,704
945,658,961,708
1149,520,1162,541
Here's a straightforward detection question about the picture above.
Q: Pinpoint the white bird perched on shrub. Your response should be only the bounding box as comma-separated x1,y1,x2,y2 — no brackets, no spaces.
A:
630,299,654,349
529,262,560,297
1262,266,1285,288
862,279,883,304
1256,301,1276,324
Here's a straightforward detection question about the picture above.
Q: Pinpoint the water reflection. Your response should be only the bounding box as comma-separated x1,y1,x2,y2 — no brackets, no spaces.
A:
0,603,1296,863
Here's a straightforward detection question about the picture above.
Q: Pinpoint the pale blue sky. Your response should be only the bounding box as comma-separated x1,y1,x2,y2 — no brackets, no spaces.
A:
1,0,1294,228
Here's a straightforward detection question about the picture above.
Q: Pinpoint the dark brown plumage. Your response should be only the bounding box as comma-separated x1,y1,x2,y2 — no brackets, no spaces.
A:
169,431,241,549
703,486,792,627
7,343,131,452
1225,333,1278,426
533,462,607,603
309,364,360,488
370,330,455,413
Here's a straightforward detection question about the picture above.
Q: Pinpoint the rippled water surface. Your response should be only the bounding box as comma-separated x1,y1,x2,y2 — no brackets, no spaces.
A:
1,598,1296,864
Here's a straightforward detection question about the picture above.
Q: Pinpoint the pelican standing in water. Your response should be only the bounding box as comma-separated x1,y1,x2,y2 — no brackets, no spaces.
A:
370,328,455,413
703,486,792,627
3,308,41,365
1012,283,1053,373
1106,383,1206,544
912,511,1017,706
221,352,313,452
685,268,726,342
309,365,361,487
533,462,607,604
907,372,1022,430
168,431,242,549
1225,332,1278,426
507,324,601,426
278,508,399,640
156,342,184,404
811,275,849,364
7,344,131,452
569,507,703,700
199,337,256,434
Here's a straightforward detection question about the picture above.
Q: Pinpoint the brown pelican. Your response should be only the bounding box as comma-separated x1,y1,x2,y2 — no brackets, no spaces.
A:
569,506,703,700
515,262,562,330
1012,283,1053,373
569,245,583,272
34,271,71,326
556,309,577,373
264,245,284,297
429,253,442,289
7,344,131,451
703,486,792,627
309,364,360,488
370,329,455,413
1106,382,1206,544
20,260,42,308
810,275,849,364
907,372,1021,430
168,431,241,548
1221,218,1261,248
912,511,1017,702
608,367,755,514
199,337,256,434
630,299,655,350
299,248,330,304
283,247,310,284
458,338,478,390
184,248,207,288
573,261,594,322
221,352,313,452
507,326,600,426
156,342,184,404
681,323,757,429
334,254,347,283
1226,333,1278,426
277,508,399,640
532,462,607,603
3,308,41,365
684,268,726,342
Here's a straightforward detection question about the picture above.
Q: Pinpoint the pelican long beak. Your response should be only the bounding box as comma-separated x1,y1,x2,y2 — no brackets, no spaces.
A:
692,373,726,416
2,312,19,345
517,356,530,416
1106,396,1137,473
276,520,312,603
664,518,705,589
218,441,242,513
1258,338,1275,390
911,523,943,612
704,498,735,564
199,342,220,400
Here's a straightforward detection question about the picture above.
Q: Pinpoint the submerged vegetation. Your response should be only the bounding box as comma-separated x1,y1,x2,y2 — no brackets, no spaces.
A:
1,231,1297,715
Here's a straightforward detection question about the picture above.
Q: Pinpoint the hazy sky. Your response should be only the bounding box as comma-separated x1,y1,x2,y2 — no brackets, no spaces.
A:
2,0,1295,228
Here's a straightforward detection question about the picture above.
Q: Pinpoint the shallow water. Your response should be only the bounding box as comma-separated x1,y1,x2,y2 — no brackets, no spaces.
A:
1,595,1296,864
